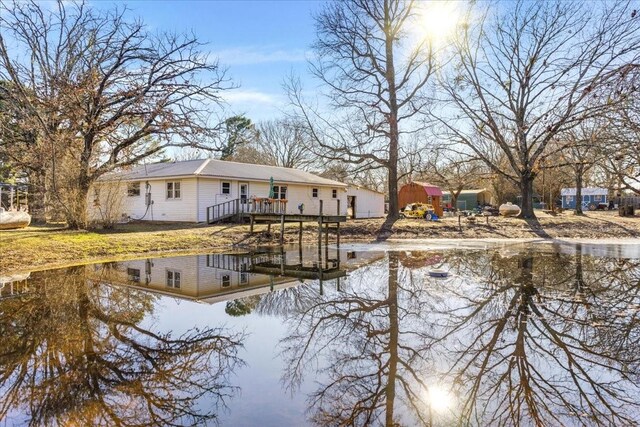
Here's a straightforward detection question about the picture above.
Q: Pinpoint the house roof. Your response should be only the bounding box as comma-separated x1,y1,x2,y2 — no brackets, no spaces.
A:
410,181,443,197
442,188,487,196
560,187,608,196
101,159,347,187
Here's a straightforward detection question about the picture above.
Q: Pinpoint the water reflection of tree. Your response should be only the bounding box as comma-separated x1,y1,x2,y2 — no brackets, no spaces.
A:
279,254,436,426
0,266,244,426
433,249,640,426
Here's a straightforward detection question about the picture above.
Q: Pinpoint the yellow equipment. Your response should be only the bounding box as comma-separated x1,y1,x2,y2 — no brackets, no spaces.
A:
400,203,435,219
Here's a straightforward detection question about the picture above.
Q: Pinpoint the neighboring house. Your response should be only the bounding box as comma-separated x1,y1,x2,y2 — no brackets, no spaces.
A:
91,159,386,223
398,181,444,216
442,189,489,210
346,185,386,219
560,187,608,210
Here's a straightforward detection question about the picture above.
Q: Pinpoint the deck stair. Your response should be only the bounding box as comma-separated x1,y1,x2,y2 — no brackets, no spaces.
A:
206,199,244,224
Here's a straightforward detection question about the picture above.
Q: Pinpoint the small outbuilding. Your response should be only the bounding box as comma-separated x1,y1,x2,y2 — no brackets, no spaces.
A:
346,185,386,219
398,181,443,216
442,189,489,211
560,187,608,210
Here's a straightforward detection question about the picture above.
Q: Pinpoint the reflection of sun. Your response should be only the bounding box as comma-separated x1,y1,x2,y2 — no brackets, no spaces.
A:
426,384,455,413
416,1,461,44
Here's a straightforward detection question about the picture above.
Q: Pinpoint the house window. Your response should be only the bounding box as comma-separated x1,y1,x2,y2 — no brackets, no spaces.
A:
568,196,574,202
312,188,318,198
127,182,141,197
127,268,140,282
332,189,337,199
221,274,231,287
240,272,249,285
166,270,181,288
93,188,100,204
272,185,287,200
166,181,181,199
594,194,602,201
222,182,231,195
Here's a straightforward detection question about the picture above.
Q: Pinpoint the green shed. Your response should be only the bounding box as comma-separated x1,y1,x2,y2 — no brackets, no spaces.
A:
442,189,489,211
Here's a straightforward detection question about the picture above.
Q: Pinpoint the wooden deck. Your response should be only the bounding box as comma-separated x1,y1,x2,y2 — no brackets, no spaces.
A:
247,213,346,223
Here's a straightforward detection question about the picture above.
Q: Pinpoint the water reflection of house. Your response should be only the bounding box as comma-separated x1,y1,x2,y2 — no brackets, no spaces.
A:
89,247,385,304
0,272,31,299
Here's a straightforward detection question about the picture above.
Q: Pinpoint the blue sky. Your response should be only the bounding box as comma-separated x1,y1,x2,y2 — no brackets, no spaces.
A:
105,1,325,122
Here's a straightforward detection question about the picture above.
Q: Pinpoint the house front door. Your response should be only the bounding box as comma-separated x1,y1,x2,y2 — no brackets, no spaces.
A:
239,182,249,211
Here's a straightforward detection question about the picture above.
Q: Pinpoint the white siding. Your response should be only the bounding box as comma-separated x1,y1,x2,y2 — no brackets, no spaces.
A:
347,186,386,218
197,178,348,221
89,247,387,301
89,178,199,222
91,176,350,223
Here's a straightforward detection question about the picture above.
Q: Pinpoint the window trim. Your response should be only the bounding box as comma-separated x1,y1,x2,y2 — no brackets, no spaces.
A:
312,188,319,198
127,182,141,197
166,181,182,200
221,181,231,195
272,185,287,200
332,189,338,199
221,274,231,288
127,268,141,282
166,268,181,288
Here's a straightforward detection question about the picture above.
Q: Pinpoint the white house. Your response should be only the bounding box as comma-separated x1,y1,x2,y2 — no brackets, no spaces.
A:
90,159,384,223
87,246,386,304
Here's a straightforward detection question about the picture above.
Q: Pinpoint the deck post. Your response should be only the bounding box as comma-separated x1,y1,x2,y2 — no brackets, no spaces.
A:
280,246,285,275
299,221,303,247
299,243,303,264
250,215,254,233
280,214,285,245
267,222,271,235
236,198,240,222
324,222,329,247
336,199,341,247
318,200,323,249
325,233,329,269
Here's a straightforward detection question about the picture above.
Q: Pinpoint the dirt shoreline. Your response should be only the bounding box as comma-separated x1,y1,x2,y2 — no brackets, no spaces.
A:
1,211,638,274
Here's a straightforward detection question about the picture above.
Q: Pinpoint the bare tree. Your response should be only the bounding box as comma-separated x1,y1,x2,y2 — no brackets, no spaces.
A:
553,120,603,214
0,0,230,228
256,119,312,169
0,266,245,425
288,0,437,223
423,148,484,210
600,64,640,195
433,0,640,218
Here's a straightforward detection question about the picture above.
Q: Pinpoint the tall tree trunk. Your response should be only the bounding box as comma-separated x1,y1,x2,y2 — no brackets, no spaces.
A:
28,169,48,224
385,252,399,426
575,167,584,215
65,170,90,229
384,0,399,221
518,172,536,219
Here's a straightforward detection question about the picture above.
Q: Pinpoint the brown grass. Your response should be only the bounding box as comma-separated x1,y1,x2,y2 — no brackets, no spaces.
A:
1,211,638,274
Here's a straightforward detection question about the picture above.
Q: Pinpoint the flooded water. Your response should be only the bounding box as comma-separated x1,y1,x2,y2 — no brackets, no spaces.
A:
1,241,639,426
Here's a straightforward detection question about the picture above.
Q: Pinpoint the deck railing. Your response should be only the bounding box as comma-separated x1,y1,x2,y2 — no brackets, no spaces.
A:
206,198,289,223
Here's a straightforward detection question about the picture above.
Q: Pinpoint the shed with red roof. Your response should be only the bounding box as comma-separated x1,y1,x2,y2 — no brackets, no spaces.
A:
398,181,444,217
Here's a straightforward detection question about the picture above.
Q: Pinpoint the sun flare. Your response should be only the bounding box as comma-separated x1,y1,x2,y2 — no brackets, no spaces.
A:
426,384,455,413
417,1,461,44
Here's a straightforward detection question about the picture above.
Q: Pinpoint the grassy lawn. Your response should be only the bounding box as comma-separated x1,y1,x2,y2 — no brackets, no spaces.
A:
0,222,246,274
1,211,638,274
